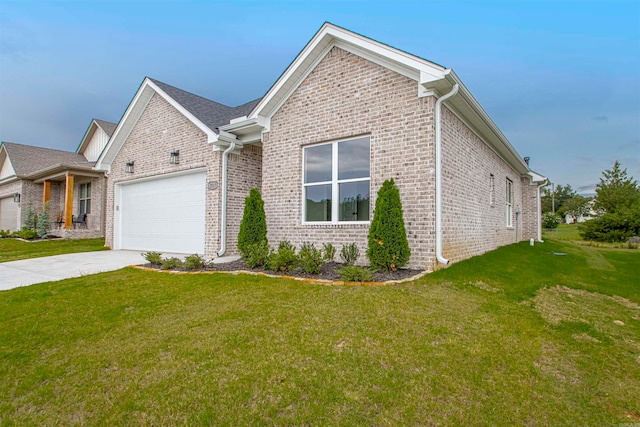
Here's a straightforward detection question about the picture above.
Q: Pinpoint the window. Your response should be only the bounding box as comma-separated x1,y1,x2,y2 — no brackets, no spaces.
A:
79,183,91,215
489,174,495,206
506,179,513,227
303,136,370,223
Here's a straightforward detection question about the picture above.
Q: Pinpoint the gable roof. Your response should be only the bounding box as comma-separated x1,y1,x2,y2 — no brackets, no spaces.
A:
237,22,533,176
96,77,261,170
76,118,118,155
1,141,93,177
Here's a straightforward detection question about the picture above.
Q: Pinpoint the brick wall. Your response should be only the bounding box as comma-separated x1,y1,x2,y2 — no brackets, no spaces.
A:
439,106,538,263
263,47,436,269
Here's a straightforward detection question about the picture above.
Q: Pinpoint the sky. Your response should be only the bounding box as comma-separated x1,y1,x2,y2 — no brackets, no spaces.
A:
0,0,638,195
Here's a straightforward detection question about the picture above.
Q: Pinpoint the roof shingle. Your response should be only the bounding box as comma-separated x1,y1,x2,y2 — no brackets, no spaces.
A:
1,142,94,177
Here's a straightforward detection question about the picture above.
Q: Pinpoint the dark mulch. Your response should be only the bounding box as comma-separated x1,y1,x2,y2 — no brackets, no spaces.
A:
143,259,422,282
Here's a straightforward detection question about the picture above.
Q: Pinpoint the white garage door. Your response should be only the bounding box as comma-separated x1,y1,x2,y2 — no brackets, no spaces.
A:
0,196,19,231
117,171,206,254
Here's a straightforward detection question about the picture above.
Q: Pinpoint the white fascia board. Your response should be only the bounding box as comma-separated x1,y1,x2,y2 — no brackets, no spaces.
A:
250,22,446,121
528,171,548,184
75,120,97,154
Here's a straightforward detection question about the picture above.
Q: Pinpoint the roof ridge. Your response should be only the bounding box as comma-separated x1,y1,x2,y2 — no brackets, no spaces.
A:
147,77,236,111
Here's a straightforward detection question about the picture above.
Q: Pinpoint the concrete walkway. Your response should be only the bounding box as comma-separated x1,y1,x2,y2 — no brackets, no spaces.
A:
0,250,146,291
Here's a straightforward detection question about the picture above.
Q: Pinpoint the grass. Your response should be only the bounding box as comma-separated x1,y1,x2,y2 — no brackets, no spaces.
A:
0,238,107,263
543,223,583,241
0,239,638,425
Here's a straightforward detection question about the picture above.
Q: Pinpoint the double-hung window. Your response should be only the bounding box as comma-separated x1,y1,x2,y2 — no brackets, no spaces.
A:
303,136,370,223
505,178,513,227
79,183,91,215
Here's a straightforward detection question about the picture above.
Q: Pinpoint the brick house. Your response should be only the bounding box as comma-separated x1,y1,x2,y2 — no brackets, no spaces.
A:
97,22,546,271
0,119,115,237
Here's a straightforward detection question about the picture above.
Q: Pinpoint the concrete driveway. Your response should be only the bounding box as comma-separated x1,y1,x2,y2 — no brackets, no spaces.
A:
0,250,147,291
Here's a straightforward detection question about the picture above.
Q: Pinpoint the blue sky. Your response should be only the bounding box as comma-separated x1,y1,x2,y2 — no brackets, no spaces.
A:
0,0,638,194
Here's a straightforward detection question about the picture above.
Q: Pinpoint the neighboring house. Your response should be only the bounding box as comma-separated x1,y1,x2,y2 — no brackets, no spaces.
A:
97,22,546,271
0,119,116,237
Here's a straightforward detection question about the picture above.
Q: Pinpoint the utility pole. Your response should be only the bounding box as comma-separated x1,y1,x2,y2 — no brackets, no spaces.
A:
551,182,555,214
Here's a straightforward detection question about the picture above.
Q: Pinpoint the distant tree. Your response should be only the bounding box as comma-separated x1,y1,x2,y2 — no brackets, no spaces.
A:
562,195,592,223
541,184,577,214
579,161,640,242
594,161,640,214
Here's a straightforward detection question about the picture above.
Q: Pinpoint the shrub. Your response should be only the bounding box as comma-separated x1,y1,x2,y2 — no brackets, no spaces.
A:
298,242,324,274
322,243,336,262
23,202,37,231
340,243,360,266
17,227,37,240
0,229,11,238
367,179,411,271
37,202,50,238
238,189,268,259
267,241,297,272
338,265,373,282
244,240,271,268
579,211,640,242
161,257,183,270
184,254,206,270
143,251,163,264
542,212,561,229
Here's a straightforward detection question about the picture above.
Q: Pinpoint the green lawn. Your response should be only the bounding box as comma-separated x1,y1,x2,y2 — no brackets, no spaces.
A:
1,240,638,425
543,223,583,241
0,238,107,263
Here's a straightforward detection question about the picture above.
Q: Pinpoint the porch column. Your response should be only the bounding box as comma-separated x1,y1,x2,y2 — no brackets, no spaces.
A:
64,173,74,229
43,180,51,204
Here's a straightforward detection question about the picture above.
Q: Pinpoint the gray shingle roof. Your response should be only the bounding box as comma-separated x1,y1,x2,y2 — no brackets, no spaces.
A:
1,141,94,177
149,78,262,132
94,119,117,137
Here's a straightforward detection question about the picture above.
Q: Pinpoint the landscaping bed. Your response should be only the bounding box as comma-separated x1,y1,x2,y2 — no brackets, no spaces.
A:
142,258,423,282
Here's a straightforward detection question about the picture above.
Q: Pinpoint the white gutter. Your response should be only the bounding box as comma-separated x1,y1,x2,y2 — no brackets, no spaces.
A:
217,140,236,257
435,83,459,265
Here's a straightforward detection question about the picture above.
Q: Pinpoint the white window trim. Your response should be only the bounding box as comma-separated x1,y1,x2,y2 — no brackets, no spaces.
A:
302,136,371,225
79,182,91,215
506,178,513,227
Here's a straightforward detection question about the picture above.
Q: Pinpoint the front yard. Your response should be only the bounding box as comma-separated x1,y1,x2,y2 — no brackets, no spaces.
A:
0,239,638,425
0,238,107,263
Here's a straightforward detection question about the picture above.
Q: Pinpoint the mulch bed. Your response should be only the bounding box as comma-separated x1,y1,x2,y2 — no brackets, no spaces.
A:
143,259,423,282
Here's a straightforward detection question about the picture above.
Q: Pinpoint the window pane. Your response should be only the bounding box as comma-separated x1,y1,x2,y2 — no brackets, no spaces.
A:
339,180,370,221
305,184,332,221
86,199,91,214
304,144,332,183
338,137,370,180
86,183,91,198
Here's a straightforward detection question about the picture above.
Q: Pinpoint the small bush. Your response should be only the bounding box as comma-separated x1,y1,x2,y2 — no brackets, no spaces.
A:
161,257,183,270
0,229,11,238
238,189,268,259
322,243,336,262
37,202,50,238
17,227,37,240
340,243,360,266
267,241,297,272
367,179,411,271
184,254,206,270
542,212,561,229
143,251,163,264
338,265,373,282
244,240,271,268
298,242,324,274
23,202,37,231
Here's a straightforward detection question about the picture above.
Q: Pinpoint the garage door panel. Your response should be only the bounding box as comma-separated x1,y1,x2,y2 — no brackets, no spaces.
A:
0,197,19,231
118,172,206,254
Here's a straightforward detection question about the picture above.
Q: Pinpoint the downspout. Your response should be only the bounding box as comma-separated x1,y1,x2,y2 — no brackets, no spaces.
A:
435,83,459,265
217,141,236,257
536,183,545,242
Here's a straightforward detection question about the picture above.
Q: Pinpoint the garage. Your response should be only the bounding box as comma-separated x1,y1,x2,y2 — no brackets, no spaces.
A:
116,170,206,254
0,196,19,231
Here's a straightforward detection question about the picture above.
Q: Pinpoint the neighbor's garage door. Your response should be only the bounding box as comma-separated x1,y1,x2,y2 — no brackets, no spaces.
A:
0,196,19,231
118,171,206,254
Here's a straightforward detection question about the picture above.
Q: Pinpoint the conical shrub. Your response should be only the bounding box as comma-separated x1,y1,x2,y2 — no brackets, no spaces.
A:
238,188,267,257
367,179,410,271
